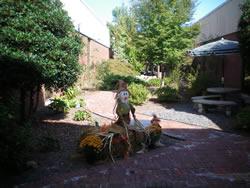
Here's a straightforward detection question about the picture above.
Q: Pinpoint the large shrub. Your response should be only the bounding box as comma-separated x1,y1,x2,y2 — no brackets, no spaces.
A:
188,73,218,96
0,0,83,120
0,0,82,173
100,74,146,90
97,59,145,90
155,86,179,102
128,83,150,105
97,59,138,79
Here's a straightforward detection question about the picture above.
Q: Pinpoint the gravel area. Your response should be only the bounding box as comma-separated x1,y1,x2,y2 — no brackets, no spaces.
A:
135,100,234,131
83,91,235,131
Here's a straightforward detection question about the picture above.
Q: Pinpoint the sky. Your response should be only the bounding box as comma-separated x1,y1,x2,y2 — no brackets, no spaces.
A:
84,0,227,24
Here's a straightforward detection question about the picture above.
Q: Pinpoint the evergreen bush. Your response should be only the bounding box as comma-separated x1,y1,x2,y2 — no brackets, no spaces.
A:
128,83,150,105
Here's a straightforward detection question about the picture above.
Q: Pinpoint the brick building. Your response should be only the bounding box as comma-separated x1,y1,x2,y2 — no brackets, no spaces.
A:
61,0,110,65
194,0,245,88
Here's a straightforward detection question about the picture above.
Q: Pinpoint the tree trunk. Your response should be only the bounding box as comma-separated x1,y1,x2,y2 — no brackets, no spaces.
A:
160,64,165,87
29,88,34,117
33,85,40,113
20,88,26,123
157,65,160,78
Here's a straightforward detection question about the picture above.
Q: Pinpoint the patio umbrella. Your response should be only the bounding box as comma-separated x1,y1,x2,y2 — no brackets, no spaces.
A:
188,38,239,56
188,38,240,86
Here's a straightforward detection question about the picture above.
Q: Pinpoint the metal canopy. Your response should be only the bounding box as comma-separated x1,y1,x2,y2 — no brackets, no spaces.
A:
188,38,240,57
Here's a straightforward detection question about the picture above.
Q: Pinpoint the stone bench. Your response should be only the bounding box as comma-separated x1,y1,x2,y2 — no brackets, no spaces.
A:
191,95,222,101
192,99,237,116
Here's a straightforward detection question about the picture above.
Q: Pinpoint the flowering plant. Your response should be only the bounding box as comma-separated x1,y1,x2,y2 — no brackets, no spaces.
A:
145,124,162,145
80,135,103,153
79,134,104,164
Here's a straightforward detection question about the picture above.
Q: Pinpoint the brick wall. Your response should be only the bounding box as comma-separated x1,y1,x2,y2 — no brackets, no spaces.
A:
78,34,110,65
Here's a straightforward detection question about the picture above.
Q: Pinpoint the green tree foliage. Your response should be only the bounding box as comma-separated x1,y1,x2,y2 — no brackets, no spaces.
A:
108,5,143,71
132,0,199,71
239,0,250,75
0,0,83,119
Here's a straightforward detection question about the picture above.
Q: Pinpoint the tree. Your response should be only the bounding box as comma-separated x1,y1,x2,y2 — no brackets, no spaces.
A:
239,0,250,83
108,5,143,71
132,0,199,80
0,0,83,121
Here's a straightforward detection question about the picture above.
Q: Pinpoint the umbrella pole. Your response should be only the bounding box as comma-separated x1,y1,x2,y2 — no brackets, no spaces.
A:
221,57,224,87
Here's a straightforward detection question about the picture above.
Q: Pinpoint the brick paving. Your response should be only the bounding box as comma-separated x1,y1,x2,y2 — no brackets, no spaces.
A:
17,91,250,187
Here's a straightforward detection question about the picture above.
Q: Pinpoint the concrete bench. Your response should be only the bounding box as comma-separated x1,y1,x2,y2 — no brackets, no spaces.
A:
191,95,222,101
193,99,237,116
241,94,250,105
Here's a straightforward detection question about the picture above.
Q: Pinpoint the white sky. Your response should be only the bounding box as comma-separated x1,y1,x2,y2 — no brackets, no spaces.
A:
60,0,110,48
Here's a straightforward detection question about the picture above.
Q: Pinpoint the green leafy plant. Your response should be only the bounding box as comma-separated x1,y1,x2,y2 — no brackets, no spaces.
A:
147,78,161,87
67,98,78,108
74,110,91,121
49,97,69,113
97,59,138,79
99,74,146,90
155,86,179,102
0,0,83,121
188,73,218,96
64,87,79,100
97,59,143,90
79,99,86,107
239,0,250,74
235,106,250,130
128,83,150,105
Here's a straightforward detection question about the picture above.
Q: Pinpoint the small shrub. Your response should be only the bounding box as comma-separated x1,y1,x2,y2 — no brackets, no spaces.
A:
128,83,150,105
67,98,78,108
79,99,86,107
74,110,91,121
49,97,70,113
235,106,250,130
155,86,179,102
64,87,79,100
147,78,161,87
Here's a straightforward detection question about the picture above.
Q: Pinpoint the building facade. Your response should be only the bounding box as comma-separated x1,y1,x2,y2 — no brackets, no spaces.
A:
61,0,110,65
195,0,245,88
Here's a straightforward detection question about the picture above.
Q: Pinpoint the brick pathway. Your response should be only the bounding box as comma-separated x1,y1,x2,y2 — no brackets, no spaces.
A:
18,91,250,187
